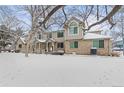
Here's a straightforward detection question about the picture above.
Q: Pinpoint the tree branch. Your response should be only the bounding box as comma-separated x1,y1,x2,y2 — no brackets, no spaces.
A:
86,5,122,31
39,5,65,27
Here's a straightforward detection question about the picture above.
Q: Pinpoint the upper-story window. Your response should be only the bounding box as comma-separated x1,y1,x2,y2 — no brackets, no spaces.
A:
57,32,63,38
69,22,78,35
48,33,52,38
38,34,41,39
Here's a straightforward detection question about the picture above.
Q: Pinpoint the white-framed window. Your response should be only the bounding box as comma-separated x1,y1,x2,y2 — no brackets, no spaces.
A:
38,34,41,39
57,42,64,48
93,39,104,48
57,32,64,38
48,33,52,38
70,41,78,48
69,22,78,35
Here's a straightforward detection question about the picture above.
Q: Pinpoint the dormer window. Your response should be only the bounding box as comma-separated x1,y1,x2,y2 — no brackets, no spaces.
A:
48,33,52,38
38,34,41,39
69,22,78,35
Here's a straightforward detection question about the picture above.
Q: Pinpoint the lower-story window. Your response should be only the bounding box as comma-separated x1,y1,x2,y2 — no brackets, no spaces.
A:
93,39,104,48
70,41,78,48
57,43,64,48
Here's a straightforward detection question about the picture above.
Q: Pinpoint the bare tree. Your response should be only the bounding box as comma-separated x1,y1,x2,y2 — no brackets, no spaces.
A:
18,5,64,57
0,5,122,56
18,5,122,57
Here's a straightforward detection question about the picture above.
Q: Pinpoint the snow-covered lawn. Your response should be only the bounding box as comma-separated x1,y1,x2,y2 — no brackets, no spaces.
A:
0,53,124,87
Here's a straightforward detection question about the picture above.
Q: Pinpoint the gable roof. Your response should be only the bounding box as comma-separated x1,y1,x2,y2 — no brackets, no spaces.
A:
36,38,56,43
64,17,84,27
20,37,26,44
87,30,103,33
84,33,111,40
46,38,56,42
36,39,46,43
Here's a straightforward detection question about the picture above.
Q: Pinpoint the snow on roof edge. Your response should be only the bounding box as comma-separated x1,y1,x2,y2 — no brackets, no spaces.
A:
84,33,111,40
37,39,46,43
20,37,26,44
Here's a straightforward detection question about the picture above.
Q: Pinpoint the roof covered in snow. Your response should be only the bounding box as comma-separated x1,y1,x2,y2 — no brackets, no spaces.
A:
64,17,85,26
37,39,46,43
84,33,111,40
20,37,26,44
115,37,123,42
87,30,103,33
46,38,56,42
36,38,56,43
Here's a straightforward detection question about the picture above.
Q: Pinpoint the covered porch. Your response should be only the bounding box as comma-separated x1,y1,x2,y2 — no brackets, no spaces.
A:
35,38,56,54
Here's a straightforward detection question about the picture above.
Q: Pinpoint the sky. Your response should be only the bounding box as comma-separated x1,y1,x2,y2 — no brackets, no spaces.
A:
0,5,122,37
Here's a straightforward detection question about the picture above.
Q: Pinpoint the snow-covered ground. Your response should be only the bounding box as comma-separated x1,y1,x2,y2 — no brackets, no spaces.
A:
0,53,124,87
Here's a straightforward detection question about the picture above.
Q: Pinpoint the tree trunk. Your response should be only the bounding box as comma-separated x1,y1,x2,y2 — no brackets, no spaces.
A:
25,42,29,57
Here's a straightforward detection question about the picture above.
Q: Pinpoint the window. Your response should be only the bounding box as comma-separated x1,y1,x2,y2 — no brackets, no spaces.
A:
99,40,104,48
49,33,52,38
93,40,99,48
38,34,41,39
93,39,104,48
69,22,78,35
70,41,78,48
57,32,63,38
57,43,64,48
19,44,22,48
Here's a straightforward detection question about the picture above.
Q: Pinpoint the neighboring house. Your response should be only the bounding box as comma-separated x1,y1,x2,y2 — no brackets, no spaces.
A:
112,37,124,51
16,37,26,53
17,17,112,56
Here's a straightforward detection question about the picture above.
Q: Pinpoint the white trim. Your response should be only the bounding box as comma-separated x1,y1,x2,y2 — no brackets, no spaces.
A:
20,37,26,44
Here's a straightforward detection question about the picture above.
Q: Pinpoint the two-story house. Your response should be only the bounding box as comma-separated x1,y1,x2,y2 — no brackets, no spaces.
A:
16,17,112,56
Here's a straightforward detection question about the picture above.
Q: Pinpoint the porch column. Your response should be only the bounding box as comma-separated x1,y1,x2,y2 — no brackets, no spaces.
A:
39,43,40,53
52,42,54,51
46,42,48,52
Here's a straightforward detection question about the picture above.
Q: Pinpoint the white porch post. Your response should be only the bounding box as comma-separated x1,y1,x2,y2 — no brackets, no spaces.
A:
52,42,54,52
46,42,48,52
39,43,40,53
